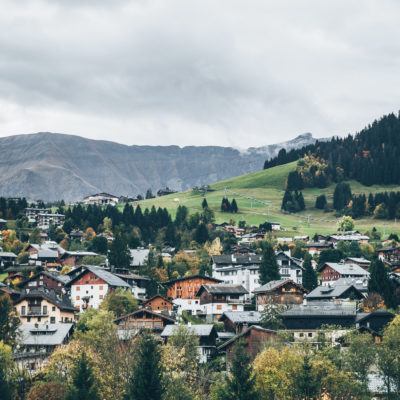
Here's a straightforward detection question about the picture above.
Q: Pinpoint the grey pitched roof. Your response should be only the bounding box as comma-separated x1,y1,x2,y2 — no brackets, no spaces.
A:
130,249,149,266
254,279,307,294
306,281,364,300
17,289,76,312
219,311,262,324
18,323,73,346
198,284,248,296
23,271,70,286
211,254,262,266
283,301,357,317
319,262,370,276
0,251,17,258
161,324,215,337
305,242,333,248
67,266,130,288
344,257,371,264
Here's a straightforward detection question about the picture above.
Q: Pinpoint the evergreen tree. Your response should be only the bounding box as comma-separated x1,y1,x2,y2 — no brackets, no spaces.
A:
295,355,318,399
259,242,280,285
286,170,304,191
333,182,352,211
0,294,20,346
194,223,209,244
29,227,42,244
201,198,208,209
315,194,327,209
231,199,238,213
302,253,318,291
221,198,231,213
368,259,397,308
125,331,162,400
66,352,100,400
0,349,13,400
214,340,258,400
108,234,132,269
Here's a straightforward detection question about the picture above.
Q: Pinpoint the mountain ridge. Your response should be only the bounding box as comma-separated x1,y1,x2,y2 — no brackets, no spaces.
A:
0,131,321,201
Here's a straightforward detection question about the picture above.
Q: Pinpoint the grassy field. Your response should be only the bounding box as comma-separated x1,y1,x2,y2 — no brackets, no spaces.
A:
133,161,400,237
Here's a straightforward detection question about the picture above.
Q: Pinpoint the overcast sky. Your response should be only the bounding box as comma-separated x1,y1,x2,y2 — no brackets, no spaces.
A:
0,0,399,148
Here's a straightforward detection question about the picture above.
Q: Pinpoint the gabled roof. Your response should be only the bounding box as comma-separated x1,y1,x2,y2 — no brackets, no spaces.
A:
253,279,308,294
21,271,70,287
318,262,370,276
377,245,400,252
114,308,176,323
275,251,304,269
16,289,76,312
61,251,98,258
66,266,130,288
162,275,222,286
282,301,357,317
143,295,173,305
161,324,215,338
196,284,248,297
305,242,333,248
18,323,73,346
211,254,262,266
306,282,364,300
344,257,371,264
0,251,17,258
218,325,276,350
218,311,262,324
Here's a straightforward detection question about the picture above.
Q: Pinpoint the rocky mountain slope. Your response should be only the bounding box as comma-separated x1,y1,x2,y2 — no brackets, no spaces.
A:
0,132,320,201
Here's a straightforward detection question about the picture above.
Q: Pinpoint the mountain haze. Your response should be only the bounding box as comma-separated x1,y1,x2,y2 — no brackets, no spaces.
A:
0,132,319,201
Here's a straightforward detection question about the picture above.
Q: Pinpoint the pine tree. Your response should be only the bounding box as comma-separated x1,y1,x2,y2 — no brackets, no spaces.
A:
201,198,208,209
295,355,319,399
108,234,132,269
231,199,238,213
125,331,162,400
368,259,397,308
259,242,280,285
315,194,327,209
214,340,259,400
194,223,209,244
302,253,318,291
0,353,13,400
66,352,100,400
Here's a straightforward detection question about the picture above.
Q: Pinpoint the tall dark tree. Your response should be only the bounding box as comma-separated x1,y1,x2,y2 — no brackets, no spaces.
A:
286,170,304,191
194,223,209,244
302,253,318,291
333,182,352,211
315,194,327,209
368,259,397,308
214,340,258,400
201,198,208,209
0,350,13,400
221,198,231,213
295,355,319,399
108,234,132,269
231,199,238,213
259,242,280,285
125,331,162,400
66,352,100,400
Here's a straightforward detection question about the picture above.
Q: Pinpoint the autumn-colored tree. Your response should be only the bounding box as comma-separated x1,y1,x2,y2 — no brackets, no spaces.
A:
100,288,138,317
26,381,67,400
83,227,96,241
0,294,20,347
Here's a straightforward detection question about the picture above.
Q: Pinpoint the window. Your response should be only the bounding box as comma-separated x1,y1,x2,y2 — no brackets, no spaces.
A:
76,286,80,291
27,317,31,322
50,317,55,324
52,306,56,311
232,305,237,310
299,332,304,337
21,306,26,315
43,306,47,315
217,305,222,310
91,286,93,289
308,333,313,338
99,286,103,290
99,295,103,300
76,296,80,300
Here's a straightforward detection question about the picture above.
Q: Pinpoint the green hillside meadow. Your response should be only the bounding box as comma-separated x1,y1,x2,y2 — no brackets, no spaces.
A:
135,162,400,237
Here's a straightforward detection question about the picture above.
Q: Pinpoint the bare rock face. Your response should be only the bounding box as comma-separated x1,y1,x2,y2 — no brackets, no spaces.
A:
0,132,319,201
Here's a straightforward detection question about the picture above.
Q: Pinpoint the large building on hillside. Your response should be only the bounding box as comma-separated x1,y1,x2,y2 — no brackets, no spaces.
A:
82,193,119,206
163,275,222,315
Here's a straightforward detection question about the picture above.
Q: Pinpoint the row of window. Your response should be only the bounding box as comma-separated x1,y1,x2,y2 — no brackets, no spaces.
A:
76,295,103,301
75,285,104,291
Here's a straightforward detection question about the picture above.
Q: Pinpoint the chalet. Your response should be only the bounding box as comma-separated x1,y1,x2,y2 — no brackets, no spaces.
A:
37,213,65,229
82,193,119,206
25,208,49,223
114,309,175,336
377,245,400,263
328,233,370,246
318,262,369,285
161,324,218,363
67,266,131,311
253,279,308,310
69,230,84,241
218,311,262,334
269,222,281,231
14,289,76,324
0,251,17,267
196,284,248,321
114,272,149,298
239,232,265,244
163,275,222,315
142,295,173,313
275,251,304,284
306,278,366,302
21,271,70,295
344,257,371,270
26,242,65,264
218,325,277,366
60,251,98,267
282,302,394,342
211,254,262,297
305,241,334,256
14,323,73,373
294,235,309,242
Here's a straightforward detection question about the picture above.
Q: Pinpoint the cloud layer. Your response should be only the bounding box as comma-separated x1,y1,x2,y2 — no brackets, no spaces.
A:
0,0,399,147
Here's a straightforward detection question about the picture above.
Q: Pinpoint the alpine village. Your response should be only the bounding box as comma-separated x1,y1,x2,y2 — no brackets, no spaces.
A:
3,114,400,400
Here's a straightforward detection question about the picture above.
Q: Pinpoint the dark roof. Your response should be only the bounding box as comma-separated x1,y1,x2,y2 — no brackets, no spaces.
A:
5,265,37,273
377,245,400,252
305,242,333,248
253,279,308,294
115,273,150,281
114,308,176,323
218,325,276,350
196,284,248,297
66,266,130,288
306,281,364,300
283,301,357,317
21,271,70,287
355,309,395,323
16,289,76,312
211,254,262,266
162,275,222,286
143,295,173,305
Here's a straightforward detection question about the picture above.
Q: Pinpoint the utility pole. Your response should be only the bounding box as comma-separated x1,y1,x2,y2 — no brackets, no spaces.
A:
307,214,311,228
382,222,387,239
